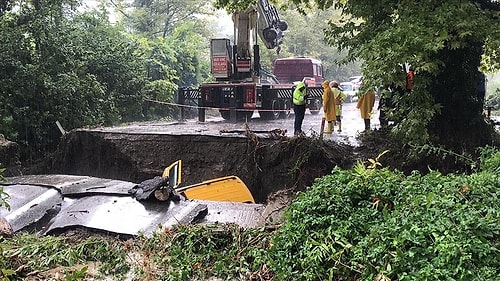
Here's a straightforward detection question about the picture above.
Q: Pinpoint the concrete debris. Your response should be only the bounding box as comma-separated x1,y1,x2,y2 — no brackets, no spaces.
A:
0,175,265,237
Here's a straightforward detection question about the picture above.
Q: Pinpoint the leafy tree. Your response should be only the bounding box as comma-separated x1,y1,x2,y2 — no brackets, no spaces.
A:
127,21,211,119
169,22,212,86
0,0,214,161
124,0,215,38
115,0,216,119
216,0,500,151
0,0,147,159
0,0,14,15
273,7,361,81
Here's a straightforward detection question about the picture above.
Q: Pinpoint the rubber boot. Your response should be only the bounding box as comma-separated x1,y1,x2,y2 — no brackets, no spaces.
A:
324,121,333,134
364,119,371,131
337,120,342,132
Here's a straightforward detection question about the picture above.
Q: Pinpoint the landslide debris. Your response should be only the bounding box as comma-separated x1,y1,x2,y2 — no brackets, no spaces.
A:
32,129,355,203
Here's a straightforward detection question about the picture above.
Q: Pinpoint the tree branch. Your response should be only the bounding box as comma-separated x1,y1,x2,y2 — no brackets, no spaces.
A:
474,0,500,11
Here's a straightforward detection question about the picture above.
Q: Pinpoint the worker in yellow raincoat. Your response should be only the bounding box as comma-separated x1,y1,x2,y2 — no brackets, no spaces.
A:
322,80,336,134
330,81,347,132
356,89,376,131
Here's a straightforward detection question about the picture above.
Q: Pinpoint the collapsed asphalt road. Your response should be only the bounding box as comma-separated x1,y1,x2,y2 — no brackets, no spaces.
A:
4,99,498,237
41,101,375,201
1,175,266,237
2,103,368,237
21,100,382,207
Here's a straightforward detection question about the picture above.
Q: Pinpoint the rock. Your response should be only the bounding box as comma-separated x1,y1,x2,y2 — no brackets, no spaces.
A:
0,216,13,237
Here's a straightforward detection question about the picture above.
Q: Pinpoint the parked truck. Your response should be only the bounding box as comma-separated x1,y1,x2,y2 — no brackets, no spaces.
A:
273,57,324,87
177,0,323,121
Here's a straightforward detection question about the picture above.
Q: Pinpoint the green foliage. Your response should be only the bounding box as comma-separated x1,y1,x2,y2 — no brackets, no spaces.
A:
213,0,255,13
0,1,212,160
0,167,8,211
478,145,500,172
63,266,88,281
0,2,145,158
268,149,500,280
0,233,129,279
125,0,214,38
133,224,272,280
410,143,477,170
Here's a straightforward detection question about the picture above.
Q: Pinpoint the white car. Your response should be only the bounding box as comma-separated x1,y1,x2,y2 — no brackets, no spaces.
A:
339,82,359,102
349,76,363,88
348,75,362,83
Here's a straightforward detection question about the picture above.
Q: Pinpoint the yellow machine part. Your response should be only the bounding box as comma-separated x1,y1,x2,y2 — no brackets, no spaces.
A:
162,160,255,203
176,176,255,204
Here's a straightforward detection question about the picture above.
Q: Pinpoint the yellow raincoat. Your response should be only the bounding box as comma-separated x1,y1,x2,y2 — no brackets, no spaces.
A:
356,90,376,119
293,81,307,105
322,80,336,122
332,87,347,117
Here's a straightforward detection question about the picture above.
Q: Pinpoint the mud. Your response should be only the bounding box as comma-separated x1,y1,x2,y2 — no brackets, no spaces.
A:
36,130,354,204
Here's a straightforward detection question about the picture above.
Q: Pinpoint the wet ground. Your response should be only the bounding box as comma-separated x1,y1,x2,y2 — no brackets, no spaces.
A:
97,100,380,146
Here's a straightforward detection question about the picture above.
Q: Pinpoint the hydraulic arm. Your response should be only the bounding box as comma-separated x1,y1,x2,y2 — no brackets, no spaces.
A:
210,0,287,82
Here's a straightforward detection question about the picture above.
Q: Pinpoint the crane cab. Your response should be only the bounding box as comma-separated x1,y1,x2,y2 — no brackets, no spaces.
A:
210,38,233,80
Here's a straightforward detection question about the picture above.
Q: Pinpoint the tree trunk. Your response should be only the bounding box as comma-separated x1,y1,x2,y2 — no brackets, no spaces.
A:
427,40,495,151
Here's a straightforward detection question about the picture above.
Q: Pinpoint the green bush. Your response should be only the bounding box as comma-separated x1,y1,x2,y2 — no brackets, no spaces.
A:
268,150,500,280
479,146,500,172
0,233,129,280
133,225,273,280
0,167,9,211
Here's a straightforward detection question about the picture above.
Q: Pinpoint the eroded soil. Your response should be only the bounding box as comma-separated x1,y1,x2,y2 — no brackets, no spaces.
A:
36,129,355,204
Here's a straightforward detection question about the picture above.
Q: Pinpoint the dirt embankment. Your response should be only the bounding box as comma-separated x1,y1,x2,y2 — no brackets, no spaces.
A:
30,130,355,203
0,134,21,177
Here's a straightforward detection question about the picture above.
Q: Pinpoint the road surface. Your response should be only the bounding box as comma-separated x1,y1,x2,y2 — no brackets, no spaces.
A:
97,100,381,146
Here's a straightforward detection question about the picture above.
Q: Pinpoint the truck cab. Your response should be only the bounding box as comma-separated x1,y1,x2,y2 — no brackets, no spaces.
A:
273,57,324,86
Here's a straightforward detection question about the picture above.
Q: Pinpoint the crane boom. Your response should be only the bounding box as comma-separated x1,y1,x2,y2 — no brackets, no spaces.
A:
181,0,326,123
210,0,287,82
255,0,287,50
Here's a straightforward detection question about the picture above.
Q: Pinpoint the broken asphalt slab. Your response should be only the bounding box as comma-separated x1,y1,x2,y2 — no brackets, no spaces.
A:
1,175,265,237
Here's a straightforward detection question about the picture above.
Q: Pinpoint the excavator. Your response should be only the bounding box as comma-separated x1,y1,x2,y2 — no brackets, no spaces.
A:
129,160,255,204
